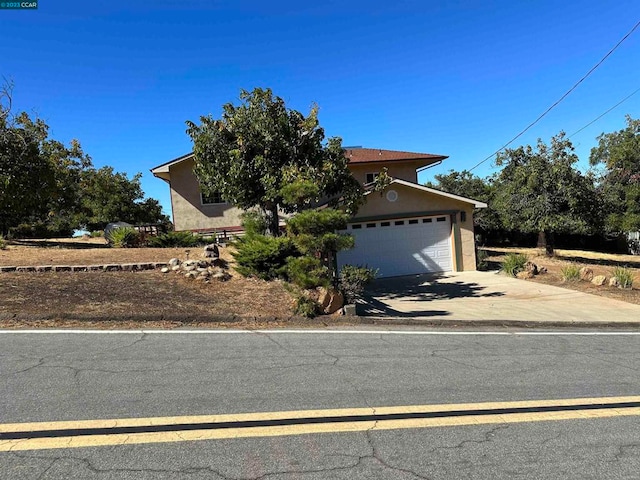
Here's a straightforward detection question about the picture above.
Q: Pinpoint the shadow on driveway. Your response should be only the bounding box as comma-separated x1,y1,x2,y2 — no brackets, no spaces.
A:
359,273,505,317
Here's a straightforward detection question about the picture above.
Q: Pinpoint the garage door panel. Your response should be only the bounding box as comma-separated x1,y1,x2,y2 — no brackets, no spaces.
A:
337,216,453,278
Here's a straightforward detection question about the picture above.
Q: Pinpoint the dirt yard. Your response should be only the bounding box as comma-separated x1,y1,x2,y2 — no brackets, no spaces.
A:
0,239,296,325
481,247,640,305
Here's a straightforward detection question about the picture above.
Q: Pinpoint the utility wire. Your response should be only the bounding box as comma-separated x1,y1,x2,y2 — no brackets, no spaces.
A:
468,19,640,172
568,86,640,138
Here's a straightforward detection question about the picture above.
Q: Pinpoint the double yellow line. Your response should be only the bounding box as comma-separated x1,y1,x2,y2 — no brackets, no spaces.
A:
2,396,640,452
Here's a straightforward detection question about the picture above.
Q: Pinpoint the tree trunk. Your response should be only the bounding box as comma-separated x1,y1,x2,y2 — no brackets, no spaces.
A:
266,204,280,237
537,230,555,256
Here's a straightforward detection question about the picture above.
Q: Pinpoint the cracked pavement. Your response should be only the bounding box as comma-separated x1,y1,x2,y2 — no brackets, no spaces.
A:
2,330,640,478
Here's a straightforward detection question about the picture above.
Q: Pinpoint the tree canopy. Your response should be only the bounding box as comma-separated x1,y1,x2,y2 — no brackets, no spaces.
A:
589,115,640,233
493,132,598,253
0,82,168,236
186,87,363,235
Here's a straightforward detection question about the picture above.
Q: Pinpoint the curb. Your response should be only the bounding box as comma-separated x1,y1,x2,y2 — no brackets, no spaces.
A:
0,313,638,329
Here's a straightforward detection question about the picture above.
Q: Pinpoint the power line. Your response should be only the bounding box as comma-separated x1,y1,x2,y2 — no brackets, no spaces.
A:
468,19,640,172
568,86,640,138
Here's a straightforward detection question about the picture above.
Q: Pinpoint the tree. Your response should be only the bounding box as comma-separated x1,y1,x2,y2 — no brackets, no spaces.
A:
425,170,502,233
76,167,168,232
493,133,598,255
589,115,640,233
186,88,363,236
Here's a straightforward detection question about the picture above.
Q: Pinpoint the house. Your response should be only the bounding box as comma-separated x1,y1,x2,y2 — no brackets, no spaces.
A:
151,147,487,278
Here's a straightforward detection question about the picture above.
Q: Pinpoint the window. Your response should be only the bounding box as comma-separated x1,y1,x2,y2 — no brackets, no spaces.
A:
460,211,467,222
381,221,391,227
394,220,405,226
423,218,432,223
365,172,379,184
437,217,446,222
351,224,362,229
408,219,419,225
366,223,376,228
201,191,226,205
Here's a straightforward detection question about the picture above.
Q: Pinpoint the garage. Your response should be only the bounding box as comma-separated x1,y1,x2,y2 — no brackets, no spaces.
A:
337,215,453,278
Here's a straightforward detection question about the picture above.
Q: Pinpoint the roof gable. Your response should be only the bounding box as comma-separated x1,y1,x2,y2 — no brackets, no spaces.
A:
365,179,487,208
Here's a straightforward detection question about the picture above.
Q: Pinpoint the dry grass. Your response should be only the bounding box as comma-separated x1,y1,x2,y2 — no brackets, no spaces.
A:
482,247,640,305
0,238,297,323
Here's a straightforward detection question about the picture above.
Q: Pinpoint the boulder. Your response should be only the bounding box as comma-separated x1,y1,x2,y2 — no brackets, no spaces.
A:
609,277,620,287
538,266,548,274
591,275,607,286
203,244,220,259
211,271,231,282
516,271,534,279
161,267,170,273
317,287,345,314
524,261,538,275
579,267,594,281
169,258,181,267
171,265,181,272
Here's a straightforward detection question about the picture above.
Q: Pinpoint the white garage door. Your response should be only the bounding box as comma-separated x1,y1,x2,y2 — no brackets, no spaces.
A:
337,215,453,278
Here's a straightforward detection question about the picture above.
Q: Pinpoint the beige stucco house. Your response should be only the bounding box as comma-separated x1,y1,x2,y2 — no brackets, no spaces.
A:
151,147,486,277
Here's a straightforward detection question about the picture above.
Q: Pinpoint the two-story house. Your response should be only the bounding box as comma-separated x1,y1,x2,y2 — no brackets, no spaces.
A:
151,147,486,277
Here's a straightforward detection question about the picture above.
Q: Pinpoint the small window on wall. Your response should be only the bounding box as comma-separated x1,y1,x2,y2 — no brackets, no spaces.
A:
381,222,391,227
408,219,419,225
460,211,467,222
365,172,379,184
394,220,405,226
423,218,432,223
351,224,362,230
436,217,446,222
201,191,226,205
366,223,376,228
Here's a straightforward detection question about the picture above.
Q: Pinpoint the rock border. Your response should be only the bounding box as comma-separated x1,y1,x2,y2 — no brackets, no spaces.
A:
0,262,168,273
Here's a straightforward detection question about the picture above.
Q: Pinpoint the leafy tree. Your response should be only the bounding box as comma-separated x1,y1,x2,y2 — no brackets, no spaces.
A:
76,167,168,232
425,170,502,232
186,88,363,236
493,133,598,255
589,115,640,233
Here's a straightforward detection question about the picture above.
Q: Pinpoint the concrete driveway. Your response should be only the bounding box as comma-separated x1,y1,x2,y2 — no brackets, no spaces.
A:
360,271,640,324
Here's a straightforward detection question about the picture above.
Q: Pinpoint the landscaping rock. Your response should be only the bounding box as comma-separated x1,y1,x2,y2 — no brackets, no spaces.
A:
71,266,87,272
161,267,170,273
516,271,534,279
196,275,209,282
183,265,197,272
154,262,168,269
171,265,181,272
538,266,548,274
524,261,538,275
609,277,620,287
580,267,594,281
203,244,220,259
136,263,154,271
103,264,121,272
317,287,345,314
211,271,231,282
53,265,72,272
591,275,607,286
87,265,103,271
343,304,357,316
0,266,17,272
35,265,53,272
120,263,136,271
169,258,181,267
16,266,36,272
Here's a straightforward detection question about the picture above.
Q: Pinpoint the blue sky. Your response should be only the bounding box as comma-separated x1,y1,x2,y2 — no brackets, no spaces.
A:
2,1,639,219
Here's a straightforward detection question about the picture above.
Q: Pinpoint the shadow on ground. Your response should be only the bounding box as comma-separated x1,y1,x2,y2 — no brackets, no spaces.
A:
359,273,505,317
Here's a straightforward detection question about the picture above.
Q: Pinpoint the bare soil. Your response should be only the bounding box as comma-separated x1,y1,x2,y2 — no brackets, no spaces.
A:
481,247,640,305
0,238,297,325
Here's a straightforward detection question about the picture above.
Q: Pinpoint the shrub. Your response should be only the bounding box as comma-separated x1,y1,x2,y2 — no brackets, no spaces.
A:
612,266,634,289
476,249,489,271
241,211,268,237
8,220,74,239
339,265,378,303
147,231,204,248
232,235,299,280
294,295,320,318
106,227,142,248
90,230,104,238
286,256,330,289
0,235,6,250
560,264,581,282
500,253,528,277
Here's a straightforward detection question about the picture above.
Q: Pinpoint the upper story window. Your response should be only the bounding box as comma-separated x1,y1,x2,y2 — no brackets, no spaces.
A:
365,172,379,184
201,191,226,205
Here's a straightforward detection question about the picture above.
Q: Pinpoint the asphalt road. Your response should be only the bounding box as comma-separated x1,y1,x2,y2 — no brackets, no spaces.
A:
1,329,640,479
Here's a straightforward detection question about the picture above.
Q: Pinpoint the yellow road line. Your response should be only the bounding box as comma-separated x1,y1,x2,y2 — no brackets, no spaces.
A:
1,396,640,452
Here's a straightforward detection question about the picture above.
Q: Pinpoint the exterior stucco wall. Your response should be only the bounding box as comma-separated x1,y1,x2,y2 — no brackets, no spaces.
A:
353,184,478,271
168,159,244,231
348,162,420,184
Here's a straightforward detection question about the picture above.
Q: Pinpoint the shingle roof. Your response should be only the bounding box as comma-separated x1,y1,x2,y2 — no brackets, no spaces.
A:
344,148,447,164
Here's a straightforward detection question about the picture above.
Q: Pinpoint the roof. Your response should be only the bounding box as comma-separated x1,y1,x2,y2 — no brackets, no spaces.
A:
344,148,447,164
150,147,448,175
365,178,487,208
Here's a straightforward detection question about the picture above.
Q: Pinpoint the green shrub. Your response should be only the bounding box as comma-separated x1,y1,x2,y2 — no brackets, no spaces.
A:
338,264,378,303
147,231,204,248
476,249,489,271
9,220,74,239
294,295,320,318
0,235,6,250
500,253,528,277
241,211,268,237
232,235,299,280
560,264,581,282
286,256,330,289
90,230,104,238
106,227,142,248
612,266,634,289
